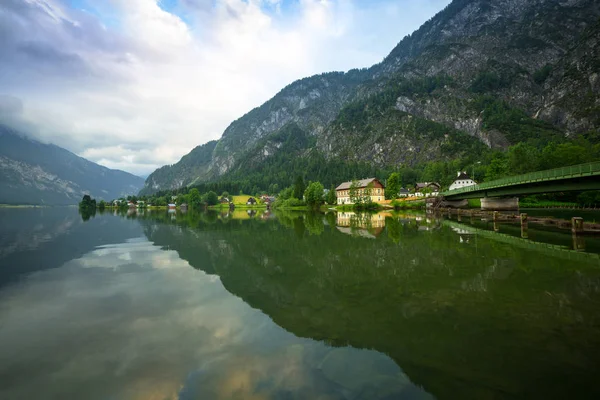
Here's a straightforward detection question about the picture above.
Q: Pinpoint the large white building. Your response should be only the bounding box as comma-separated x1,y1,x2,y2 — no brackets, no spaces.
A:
449,171,477,191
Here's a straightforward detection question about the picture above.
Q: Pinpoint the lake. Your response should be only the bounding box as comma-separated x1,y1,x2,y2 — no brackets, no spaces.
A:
1,207,600,399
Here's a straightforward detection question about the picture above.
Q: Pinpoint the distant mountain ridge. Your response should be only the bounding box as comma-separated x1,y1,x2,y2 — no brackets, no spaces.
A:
0,126,144,205
141,0,600,195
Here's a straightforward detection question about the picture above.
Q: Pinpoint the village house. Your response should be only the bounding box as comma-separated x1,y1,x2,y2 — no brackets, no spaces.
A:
335,178,385,205
414,182,441,197
246,197,257,205
449,171,477,190
398,187,410,197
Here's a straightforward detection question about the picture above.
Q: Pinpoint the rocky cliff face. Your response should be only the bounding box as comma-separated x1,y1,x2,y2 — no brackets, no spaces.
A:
142,0,600,194
0,126,144,205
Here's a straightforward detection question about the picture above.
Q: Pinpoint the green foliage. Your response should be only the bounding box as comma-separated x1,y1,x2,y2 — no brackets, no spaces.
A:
79,195,96,210
485,153,508,181
391,199,425,210
221,191,230,201
275,198,306,209
203,191,219,206
293,176,305,200
304,182,325,208
348,180,360,205
470,71,510,93
98,200,106,211
79,195,97,221
386,172,401,199
473,96,561,145
507,142,541,174
188,188,203,210
335,75,454,131
278,186,294,201
326,185,337,205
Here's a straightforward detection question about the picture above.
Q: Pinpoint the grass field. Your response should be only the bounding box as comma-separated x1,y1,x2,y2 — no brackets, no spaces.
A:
232,195,255,205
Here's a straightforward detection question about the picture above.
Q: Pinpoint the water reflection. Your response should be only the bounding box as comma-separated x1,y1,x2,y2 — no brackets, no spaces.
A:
135,209,600,399
0,210,433,400
336,212,391,238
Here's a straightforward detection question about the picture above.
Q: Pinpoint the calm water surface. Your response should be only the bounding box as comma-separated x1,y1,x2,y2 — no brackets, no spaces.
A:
1,208,600,399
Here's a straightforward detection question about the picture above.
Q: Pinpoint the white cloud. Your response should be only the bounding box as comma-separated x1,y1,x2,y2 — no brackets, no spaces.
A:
0,0,451,176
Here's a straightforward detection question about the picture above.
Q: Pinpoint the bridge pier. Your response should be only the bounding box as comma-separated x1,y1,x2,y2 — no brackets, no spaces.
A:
481,197,519,211
521,213,528,239
572,217,584,233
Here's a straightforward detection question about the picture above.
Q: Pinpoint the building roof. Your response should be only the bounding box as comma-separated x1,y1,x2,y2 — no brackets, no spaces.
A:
399,187,410,194
455,171,471,180
415,182,441,189
335,178,383,191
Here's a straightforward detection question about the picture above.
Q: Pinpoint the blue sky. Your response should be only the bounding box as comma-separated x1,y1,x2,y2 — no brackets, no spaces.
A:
0,0,451,176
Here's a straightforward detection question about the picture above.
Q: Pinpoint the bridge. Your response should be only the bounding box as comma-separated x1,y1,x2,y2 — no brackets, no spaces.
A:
441,161,600,200
443,220,600,264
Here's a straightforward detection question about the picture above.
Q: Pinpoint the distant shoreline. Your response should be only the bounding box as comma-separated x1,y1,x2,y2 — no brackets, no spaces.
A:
0,204,75,208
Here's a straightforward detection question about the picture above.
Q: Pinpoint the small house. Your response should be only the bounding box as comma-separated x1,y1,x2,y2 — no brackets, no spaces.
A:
335,178,385,205
168,203,176,210
398,187,410,197
219,197,230,204
180,203,188,211
246,197,257,205
415,182,441,197
449,171,477,191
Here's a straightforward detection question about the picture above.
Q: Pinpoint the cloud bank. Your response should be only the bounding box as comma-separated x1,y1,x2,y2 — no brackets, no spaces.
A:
0,0,450,176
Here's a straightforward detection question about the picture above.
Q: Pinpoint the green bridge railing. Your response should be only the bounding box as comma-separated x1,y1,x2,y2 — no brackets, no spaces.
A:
442,161,600,196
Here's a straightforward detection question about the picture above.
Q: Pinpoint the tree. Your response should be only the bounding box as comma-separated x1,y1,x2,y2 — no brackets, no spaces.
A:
188,189,202,210
485,154,508,181
279,186,294,200
349,180,360,205
203,191,219,206
79,194,96,210
293,176,305,200
386,172,401,200
304,182,324,208
507,142,540,174
79,195,97,221
326,185,337,205
98,200,106,211
221,191,230,201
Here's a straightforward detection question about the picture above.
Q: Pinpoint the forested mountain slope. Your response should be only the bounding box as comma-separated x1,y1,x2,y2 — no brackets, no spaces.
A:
142,0,600,195
0,126,144,205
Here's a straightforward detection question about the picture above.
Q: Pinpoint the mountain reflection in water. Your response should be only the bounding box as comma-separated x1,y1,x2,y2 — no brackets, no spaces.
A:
1,208,600,399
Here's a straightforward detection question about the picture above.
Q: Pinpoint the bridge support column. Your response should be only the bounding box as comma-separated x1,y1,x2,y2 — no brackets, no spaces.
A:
520,213,528,239
481,197,519,211
493,211,500,232
572,217,584,234
573,233,586,252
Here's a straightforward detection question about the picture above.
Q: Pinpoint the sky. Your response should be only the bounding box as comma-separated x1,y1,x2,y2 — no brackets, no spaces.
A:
0,0,451,177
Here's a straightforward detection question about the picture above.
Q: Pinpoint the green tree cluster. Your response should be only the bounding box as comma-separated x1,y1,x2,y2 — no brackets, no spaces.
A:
304,182,324,208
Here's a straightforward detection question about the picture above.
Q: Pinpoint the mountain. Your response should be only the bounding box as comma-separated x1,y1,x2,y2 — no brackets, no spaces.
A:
141,0,600,195
0,126,144,205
